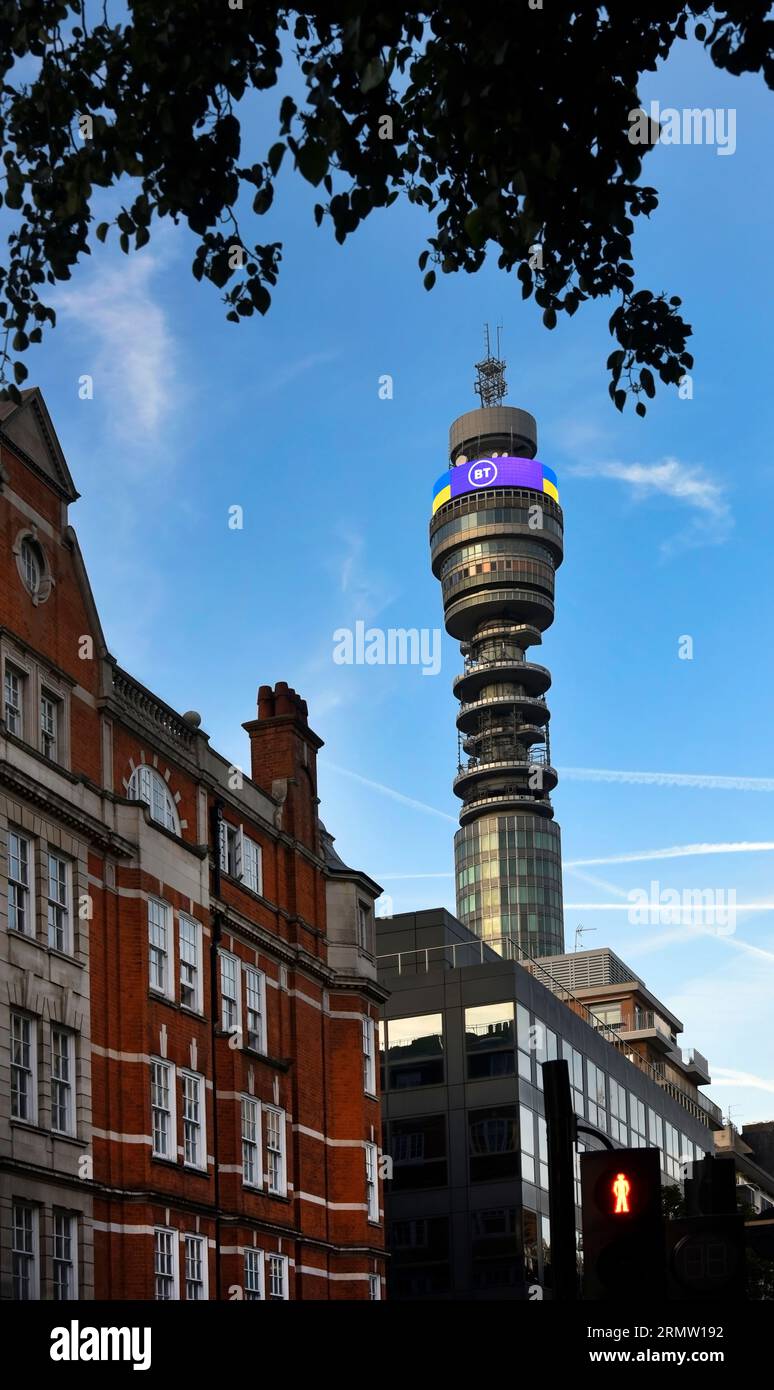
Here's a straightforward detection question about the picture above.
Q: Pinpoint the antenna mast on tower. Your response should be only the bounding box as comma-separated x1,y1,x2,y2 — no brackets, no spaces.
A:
474,323,507,408
469,323,505,405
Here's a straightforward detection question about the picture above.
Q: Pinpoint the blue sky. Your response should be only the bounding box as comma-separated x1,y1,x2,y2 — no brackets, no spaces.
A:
11,36,774,1124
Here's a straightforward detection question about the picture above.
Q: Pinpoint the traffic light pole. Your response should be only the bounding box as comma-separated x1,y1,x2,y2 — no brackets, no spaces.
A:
543,1059,578,1301
577,1121,614,1152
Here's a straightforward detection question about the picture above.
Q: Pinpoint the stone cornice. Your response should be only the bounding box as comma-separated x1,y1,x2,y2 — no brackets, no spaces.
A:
0,756,136,858
213,905,387,1002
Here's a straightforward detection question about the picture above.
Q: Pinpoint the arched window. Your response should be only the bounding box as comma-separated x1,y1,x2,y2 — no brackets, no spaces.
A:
128,765,179,833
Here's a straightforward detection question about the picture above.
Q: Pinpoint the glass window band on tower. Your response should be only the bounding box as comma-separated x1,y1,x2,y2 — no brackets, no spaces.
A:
455,816,564,957
431,401,565,959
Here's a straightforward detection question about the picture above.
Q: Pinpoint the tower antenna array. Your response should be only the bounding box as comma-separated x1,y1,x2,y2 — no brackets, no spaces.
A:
474,323,507,408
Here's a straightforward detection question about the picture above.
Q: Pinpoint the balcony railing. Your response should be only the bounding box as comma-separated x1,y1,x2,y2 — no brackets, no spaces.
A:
456,749,550,777
458,791,554,820
457,694,548,718
632,1010,676,1045
455,658,552,685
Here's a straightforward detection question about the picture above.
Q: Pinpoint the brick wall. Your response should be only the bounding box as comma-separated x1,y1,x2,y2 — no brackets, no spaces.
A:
0,390,386,1302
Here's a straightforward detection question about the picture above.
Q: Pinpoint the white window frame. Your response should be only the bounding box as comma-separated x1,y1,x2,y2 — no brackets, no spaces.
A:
4,663,25,737
242,836,263,895
40,689,59,760
151,1058,177,1161
154,1227,179,1300
365,1141,379,1222
265,1106,287,1197
218,818,227,872
8,829,33,936
183,1233,208,1301
129,765,179,834
220,821,244,880
241,1096,262,1189
148,897,172,998
369,1273,381,1301
267,1252,289,1300
53,1211,78,1300
47,852,72,954
179,914,202,1014
11,1012,37,1124
12,1202,39,1300
357,900,371,952
363,1016,376,1095
244,1247,264,1300
21,537,41,594
219,950,241,1037
181,1070,206,1170
245,966,267,1053
51,1027,74,1135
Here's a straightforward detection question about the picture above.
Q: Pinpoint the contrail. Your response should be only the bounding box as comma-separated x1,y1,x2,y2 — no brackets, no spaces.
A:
565,841,774,868
564,902,774,911
378,872,454,880
321,762,457,823
381,844,774,879
559,767,774,792
565,867,630,899
324,760,774,840
626,923,774,966
710,1068,774,1095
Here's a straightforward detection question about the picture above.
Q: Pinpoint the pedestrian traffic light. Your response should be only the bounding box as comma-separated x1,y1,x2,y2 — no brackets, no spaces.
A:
581,1148,665,1299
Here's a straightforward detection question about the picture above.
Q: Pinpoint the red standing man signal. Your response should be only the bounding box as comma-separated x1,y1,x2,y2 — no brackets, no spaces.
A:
612,1171,631,1214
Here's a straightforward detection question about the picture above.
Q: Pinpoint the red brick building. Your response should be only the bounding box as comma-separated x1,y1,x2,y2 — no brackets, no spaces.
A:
0,388,386,1301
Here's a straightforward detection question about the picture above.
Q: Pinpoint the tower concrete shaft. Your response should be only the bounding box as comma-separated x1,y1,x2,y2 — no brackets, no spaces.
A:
430,403,565,957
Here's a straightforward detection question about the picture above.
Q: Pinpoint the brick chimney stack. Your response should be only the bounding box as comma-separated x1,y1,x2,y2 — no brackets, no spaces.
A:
243,682,323,851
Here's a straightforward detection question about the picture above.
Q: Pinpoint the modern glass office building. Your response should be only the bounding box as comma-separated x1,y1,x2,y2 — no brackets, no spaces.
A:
378,910,722,1300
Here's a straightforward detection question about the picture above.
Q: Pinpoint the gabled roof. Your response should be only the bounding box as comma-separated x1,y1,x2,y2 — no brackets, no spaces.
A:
0,387,79,501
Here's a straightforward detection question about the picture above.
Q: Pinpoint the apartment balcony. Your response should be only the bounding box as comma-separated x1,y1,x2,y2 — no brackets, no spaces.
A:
618,1009,677,1054
696,1090,724,1126
680,1048,712,1085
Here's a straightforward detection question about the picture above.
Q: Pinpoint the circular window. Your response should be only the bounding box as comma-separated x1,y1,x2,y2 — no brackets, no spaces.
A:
14,530,53,605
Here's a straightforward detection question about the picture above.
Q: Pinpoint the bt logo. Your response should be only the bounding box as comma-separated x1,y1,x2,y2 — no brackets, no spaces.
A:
467,459,498,487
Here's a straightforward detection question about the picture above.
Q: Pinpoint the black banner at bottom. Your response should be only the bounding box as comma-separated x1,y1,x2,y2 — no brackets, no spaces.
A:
6,1299,769,1378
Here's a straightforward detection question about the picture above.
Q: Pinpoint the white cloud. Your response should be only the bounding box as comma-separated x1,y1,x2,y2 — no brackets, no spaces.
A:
53,249,179,443
668,967,774,1122
571,456,731,550
331,528,397,623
